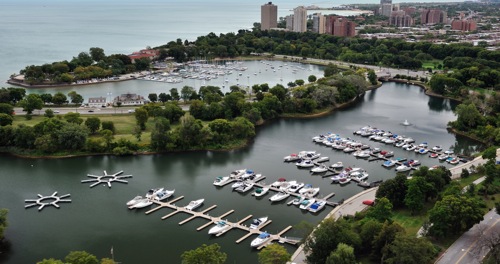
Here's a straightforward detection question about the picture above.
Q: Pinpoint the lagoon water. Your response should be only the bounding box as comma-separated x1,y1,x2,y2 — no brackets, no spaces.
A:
0,82,481,263
0,0,473,263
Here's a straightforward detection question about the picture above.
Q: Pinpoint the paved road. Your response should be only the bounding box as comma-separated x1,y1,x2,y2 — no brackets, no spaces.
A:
13,104,191,116
435,209,500,264
289,187,377,264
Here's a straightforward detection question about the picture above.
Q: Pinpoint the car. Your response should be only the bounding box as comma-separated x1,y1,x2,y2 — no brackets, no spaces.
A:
128,109,135,113
53,110,60,113
88,110,94,113
362,200,375,206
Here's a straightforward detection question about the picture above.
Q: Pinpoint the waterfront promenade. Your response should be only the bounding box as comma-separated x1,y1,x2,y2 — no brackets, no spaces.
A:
289,187,378,264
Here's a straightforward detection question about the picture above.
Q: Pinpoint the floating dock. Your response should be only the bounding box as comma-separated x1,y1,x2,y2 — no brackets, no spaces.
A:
143,196,300,249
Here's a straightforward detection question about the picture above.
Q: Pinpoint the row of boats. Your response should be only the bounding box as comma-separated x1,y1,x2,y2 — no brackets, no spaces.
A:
126,188,176,209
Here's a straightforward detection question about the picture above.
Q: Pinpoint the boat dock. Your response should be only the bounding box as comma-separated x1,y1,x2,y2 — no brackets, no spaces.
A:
144,196,300,249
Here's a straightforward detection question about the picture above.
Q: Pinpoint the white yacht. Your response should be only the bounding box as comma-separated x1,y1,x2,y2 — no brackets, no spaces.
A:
269,191,290,202
154,189,175,201
252,187,269,197
249,216,268,229
308,200,327,213
213,176,231,186
184,199,204,210
382,160,396,167
311,164,328,173
296,159,314,168
126,196,144,207
287,182,304,193
250,232,271,247
208,221,231,235
145,187,164,199
299,198,315,210
330,162,343,170
129,198,152,209
395,164,411,172
235,182,254,193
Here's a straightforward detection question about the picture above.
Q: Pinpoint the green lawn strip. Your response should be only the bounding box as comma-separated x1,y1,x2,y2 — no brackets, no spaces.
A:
392,207,430,236
457,173,484,188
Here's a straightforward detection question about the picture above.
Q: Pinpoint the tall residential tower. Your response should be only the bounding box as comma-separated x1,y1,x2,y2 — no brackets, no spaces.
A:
293,6,307,32
261,2,277,30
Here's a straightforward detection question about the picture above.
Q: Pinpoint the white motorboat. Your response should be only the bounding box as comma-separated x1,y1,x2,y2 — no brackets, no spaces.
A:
351,171,369,182
129,198,152,209
331,172,348,183
287,181,304,193
308,200,327,213
213,176,231,186
395,164,411,172
247,173,264,182
402,120,410,126
296,159,314,168
339,177,351,185
299,198,316,210
208,220,231,235
145,187,164,199
316,156,329,163
301,187,320,197
184,199,204,210
438,154,449,161
231,180,245,189
240,169,256,180
126,196,144,207
292,196,305,205
444,149,454,155
249,216,268,229
252,187,269,197
270,178,287,188
311,165,328,173
357,151,370,159
250,232,271,247
269,191,290,202
302,151,321,160
230,169,247,178
382,160,396,167
343,147,356,153
432,145,443,152
235,182,254,193
330,162,344,170
395,141,405,148
406,144,416,151
418,148,429,154
408,160,420,166
154,189,175,201
298,184,313,195
283,153,300,162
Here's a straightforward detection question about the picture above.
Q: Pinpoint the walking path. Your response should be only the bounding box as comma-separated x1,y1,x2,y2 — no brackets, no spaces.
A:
289,187,378,264
434,209,500,264
449,148,500,179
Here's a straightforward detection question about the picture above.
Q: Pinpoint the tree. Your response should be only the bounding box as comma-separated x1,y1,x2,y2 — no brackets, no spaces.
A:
54,123,88,151
404,177,428,214
181,86,195,102
100,129,114,150
180,243,227,264
19,94,43,115
85,117,101,134
64,251,99,264
52,92,68,105
0,103,14,116
135,108,149,130
308,75,317,83
376,174,408,208
44,109,54,118
258,243,291,264
0,208,8,241
177,113,203,149
367,69,377,85
64,112,83,125
305,218,361,264
89,47,106,62
158,92,169,103
366,197,393,222
68,91,84,105
372,221,405,262
429,195,485,237
101,121,115,134
482,146,497,161
148,93,158,103
324,63,339,77
295,79,305,86
325,243,356,264
150,117,170,150
0,113,13,126
384,235,437,264
170,88,180,101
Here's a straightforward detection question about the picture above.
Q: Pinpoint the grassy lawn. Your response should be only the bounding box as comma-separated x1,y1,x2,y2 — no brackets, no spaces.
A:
422,60,443,70
392,206,432,236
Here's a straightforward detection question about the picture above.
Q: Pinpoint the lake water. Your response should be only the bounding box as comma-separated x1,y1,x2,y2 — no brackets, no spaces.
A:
0,82,481,263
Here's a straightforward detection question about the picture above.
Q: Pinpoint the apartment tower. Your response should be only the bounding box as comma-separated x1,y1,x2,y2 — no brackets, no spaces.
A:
261,2,278,30
293,6,307,32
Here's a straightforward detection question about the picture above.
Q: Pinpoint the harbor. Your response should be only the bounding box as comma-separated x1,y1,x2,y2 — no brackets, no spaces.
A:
4,83,483,264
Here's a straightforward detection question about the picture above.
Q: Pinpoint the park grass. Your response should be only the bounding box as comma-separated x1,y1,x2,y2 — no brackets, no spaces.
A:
392,206,431,236
422,60,443,70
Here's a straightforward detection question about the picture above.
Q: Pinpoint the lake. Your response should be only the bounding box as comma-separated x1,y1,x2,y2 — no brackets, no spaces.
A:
0,82,481,264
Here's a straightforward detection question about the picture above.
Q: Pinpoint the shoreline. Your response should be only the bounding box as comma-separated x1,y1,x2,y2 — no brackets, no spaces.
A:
7,74,140,89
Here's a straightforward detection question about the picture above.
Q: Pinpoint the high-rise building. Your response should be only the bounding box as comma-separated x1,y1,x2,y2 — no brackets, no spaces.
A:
451,19,477,31
380,0,392,4
293,6,307,32
261,2,277,30
312,13,325,34
421,9,447,25
380,3,393,17
325,16,356,37
390,11,414,27
285,15,294,31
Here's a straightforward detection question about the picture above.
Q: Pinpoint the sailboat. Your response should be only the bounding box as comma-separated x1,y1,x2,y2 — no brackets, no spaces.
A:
402,120,410,126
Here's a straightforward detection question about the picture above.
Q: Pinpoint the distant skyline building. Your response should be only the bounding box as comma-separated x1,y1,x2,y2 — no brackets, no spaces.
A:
381,3,393,17
285,15,294,31
380,0,392,4
325,16,356,37
312,13,325,34
293,6,307,32
451,19,477,31
261,2,277,30
421,9,447,25
390,10,414,27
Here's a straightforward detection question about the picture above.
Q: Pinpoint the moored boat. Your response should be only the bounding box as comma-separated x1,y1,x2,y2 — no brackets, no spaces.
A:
249,216,268,229
129,198,153,209
395,164,411,172
311,165,328,173
330,162,344,170
126,196,144,207
382,160,396,167
184,199,204,210
308,200,327,213
252,187,269,197
339,177,351,185
213,176,231,186
269,191,290,202
145,187,164,199
299,198,315,210
250,232,271,247
208,221,231,235
235,182,254,193
154,189,175,201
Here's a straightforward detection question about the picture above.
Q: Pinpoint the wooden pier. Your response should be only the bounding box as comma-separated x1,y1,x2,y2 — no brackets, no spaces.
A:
143,195,300,249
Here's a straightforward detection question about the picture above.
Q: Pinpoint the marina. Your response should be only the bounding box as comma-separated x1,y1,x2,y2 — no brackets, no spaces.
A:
142,195,301,250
